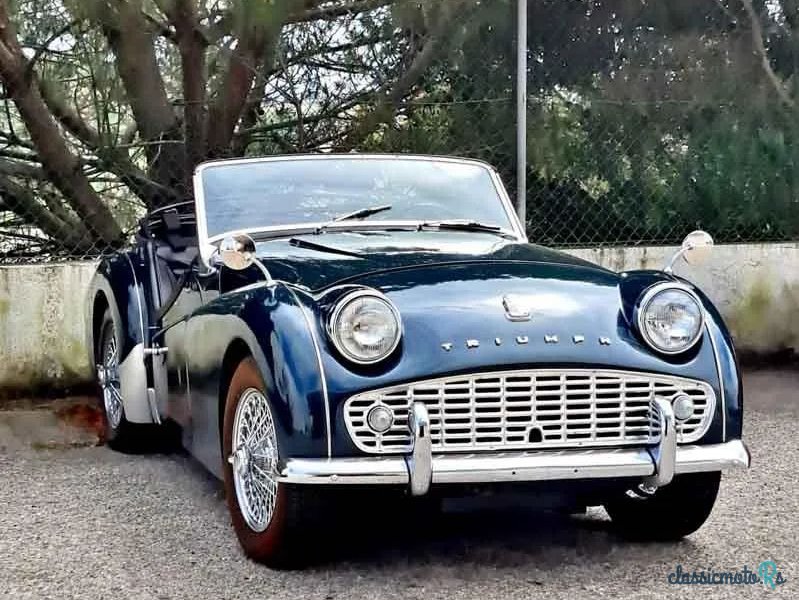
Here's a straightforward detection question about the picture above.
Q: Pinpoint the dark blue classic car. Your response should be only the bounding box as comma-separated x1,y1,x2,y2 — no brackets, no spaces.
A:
88,154,749,566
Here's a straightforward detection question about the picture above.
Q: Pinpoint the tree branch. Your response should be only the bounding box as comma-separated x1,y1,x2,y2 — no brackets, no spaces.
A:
741,0,795,107
23,19,81,81
336,2,465,150
97,1,186,195
206,1,293,157
0,172,93,251
37,78,181,208
158,0,207,177
287,0,393,24
0,1,123,245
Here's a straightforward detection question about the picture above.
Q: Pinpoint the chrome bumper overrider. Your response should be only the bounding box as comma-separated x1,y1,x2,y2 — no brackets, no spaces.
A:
278,402,750,494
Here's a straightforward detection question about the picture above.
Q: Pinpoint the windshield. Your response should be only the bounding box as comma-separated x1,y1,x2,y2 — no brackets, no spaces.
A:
198,157,514,239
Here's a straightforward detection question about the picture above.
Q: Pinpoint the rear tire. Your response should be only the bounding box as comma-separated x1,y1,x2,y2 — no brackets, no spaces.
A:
97,309,152,453
605,472,721,541
222,357,323,568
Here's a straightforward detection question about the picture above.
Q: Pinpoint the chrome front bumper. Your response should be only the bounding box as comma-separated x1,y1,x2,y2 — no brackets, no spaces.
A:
278,401,750,494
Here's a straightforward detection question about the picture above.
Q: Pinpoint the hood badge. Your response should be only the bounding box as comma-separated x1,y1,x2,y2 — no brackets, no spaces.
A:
441,333,611,351
502,295,531,322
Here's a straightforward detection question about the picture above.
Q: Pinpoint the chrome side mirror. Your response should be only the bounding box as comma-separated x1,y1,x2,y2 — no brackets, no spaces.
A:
217,233,275,285
219,234,257,271
681,230,714,266
664,230,714,273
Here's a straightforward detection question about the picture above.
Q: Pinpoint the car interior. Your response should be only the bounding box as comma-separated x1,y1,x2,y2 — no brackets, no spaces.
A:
138,202,199,321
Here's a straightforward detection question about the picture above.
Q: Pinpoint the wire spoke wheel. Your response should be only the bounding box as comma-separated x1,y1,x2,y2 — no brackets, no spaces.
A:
229,388,279,533
99,323,123,430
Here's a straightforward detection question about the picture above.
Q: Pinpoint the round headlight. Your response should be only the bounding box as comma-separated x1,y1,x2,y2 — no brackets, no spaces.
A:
637,284,704,354
329,291,401,364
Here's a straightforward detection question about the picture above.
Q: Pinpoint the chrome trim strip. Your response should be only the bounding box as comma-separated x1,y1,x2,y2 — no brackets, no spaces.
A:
277,440,750,486
706,321,727,441
286,285,332,458
280,457,410,485
147,387,161,425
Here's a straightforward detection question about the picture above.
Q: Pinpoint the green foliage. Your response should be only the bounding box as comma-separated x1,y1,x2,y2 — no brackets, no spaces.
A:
2,0,799,260
359,0,799,246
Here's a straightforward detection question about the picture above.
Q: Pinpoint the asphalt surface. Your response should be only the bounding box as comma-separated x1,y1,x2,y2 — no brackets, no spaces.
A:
1,370,797,600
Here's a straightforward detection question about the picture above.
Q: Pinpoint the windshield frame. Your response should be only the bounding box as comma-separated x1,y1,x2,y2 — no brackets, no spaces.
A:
192,154,527,267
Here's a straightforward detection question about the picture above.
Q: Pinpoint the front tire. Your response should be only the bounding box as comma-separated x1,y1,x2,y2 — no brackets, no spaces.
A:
222,357,322,568
604,472,721,541
97,308,150,453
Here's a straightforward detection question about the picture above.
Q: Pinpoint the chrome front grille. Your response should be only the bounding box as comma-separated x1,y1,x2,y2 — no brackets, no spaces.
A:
344,369,716,454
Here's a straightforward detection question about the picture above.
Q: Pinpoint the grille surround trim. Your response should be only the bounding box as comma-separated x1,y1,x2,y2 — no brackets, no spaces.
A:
343,369,716,454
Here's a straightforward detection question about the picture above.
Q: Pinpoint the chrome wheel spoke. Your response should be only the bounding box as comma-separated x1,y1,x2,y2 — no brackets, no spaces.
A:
99,327,123,430
231,388,279,533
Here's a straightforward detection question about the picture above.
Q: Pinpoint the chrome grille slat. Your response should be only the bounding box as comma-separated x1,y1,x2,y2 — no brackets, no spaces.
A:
344,369,716,454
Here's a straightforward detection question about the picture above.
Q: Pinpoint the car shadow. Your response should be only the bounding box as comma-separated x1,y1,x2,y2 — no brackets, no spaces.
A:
300,499,701,570
163,451,703,571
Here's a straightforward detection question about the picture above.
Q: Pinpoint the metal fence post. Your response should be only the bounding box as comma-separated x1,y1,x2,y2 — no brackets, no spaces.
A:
516,0,527,227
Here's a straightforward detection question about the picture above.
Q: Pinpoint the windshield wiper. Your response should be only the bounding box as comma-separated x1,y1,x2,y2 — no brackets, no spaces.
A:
421,220,517,239
288,237,365,258
333,204,392,222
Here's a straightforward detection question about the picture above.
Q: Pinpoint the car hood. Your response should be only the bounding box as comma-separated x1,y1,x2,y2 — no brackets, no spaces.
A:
256,230,604,291
282,237,722,397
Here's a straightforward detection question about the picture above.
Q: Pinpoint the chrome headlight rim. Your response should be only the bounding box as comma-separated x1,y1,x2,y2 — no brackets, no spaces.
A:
636,282,705,356
327,289,402,365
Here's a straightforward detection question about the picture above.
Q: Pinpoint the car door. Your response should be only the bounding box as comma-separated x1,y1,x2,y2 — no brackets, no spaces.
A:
159,260,211,429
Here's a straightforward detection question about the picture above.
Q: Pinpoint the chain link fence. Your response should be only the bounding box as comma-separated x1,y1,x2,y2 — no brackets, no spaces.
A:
0,0,798,263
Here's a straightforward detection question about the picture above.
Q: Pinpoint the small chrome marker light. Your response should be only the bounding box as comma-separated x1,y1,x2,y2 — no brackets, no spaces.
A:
328,290,402,364
672,394,695,421
367,405,394,433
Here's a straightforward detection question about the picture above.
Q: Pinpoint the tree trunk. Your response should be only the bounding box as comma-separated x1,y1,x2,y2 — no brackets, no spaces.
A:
0,174,94,253
101,1,187,200
206,1,291,157
161,0,207,184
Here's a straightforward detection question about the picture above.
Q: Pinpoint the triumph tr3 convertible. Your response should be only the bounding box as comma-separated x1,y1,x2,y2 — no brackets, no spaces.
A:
87,154,750,566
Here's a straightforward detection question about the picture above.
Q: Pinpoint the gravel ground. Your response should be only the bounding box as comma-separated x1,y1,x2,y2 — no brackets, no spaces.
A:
1,370,797,600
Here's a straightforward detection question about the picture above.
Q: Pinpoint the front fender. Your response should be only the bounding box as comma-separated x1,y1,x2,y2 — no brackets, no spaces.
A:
620,271,743,442
85,252,148,366
184,283,329,478
697,288,743,441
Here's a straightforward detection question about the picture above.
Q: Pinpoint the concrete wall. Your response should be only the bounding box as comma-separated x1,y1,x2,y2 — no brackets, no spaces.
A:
0,263,95,394
567,243,799,353
0,243,797,393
